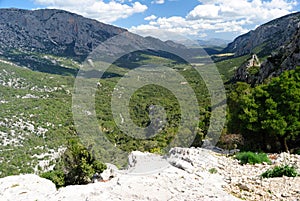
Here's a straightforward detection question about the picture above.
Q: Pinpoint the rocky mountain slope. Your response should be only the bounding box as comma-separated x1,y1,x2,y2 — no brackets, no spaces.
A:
232,24,300,84
0,8,125,59
0,148,299,201
0,8,202,75
223,12,300,58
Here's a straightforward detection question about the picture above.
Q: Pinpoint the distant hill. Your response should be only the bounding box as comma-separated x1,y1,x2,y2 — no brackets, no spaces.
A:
197,38,230,48
223,12,300,58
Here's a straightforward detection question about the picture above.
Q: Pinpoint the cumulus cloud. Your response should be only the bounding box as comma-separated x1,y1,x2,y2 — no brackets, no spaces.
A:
131,0,298,40
144,15,157,21
152,0,165,4
187,4,220,20
33,0,147,23
189,0,298,23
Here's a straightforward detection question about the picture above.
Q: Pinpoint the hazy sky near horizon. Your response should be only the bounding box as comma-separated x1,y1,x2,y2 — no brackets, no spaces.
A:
0,0,299,41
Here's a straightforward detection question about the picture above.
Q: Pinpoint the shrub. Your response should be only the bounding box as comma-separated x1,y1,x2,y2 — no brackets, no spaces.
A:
149,147,164,154
261,165,298,178
294,149,300,155
247,66,260,75
41,139,107,187
235,151,271,165
209,168,218,174
62,139,107,186
40,170,65,188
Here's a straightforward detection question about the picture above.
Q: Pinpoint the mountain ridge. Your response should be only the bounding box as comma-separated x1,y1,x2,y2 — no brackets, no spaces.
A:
0,8,126,60
226,12,300,84
223,12,300,58
0,8,204,75
231,25,300,84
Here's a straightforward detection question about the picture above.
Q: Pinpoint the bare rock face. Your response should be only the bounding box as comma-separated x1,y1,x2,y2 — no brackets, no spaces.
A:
227,12,300,84
0,8,126,59
256,26,300,84
0,174,56,201
232,54,261,84
223,12,300,58
0,148,240,201
1,148,299,201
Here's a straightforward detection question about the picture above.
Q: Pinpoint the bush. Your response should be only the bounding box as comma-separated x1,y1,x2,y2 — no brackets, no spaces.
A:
209,168,218,174
261,165,298,178
235,151,271,165
247,66,260,75
294,149,300,155
41,139,107,187
40,170,65,188
62,139,107,186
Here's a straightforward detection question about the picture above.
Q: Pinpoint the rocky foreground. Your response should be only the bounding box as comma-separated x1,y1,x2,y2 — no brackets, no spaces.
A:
0,147,299,201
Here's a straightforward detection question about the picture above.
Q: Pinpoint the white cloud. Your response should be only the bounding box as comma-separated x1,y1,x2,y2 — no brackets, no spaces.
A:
131,0,297,40
129,25,199,42
187,4,220,20
199,33,208,38
190,0,298,23
33,0,147,23
152,0,165,4
144,15,157,21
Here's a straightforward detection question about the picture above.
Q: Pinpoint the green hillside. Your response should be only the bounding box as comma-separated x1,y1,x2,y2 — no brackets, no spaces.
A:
0,59,75,177
0,50,213,177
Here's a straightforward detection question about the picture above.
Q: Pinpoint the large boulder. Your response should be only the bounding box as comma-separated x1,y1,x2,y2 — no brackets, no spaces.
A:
0,174,56,201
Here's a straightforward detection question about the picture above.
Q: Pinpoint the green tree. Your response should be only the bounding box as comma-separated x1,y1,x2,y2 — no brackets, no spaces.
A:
227,82,257,134
229,67,300,152
62,139,107,185
41,139,107,187
261,67,300,151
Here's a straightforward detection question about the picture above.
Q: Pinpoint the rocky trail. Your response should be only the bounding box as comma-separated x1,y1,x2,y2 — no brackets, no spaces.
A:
0,147,299,201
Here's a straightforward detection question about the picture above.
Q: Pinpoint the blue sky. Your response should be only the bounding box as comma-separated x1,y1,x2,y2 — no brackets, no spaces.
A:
0,0,299,41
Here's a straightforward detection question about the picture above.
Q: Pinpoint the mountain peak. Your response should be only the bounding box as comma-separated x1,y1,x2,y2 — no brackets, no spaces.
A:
0,8,127,60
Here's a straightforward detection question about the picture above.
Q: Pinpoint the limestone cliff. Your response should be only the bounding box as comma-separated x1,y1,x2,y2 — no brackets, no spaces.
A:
223,12,300,58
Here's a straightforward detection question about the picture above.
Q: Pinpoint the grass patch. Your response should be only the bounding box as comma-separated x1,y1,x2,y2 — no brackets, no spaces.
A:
261,165,298,178
247,66,260,75
235,151,271,165
215,55,249,82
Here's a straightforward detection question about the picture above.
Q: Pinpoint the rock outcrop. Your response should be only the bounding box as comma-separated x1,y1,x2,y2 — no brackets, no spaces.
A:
232,54,261,84
254,25,300,84
1,148,299,201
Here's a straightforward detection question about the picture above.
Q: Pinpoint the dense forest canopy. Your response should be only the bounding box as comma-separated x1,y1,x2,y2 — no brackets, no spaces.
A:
228,67,300,152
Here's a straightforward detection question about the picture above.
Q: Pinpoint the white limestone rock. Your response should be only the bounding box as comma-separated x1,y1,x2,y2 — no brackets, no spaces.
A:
0,174,56,201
